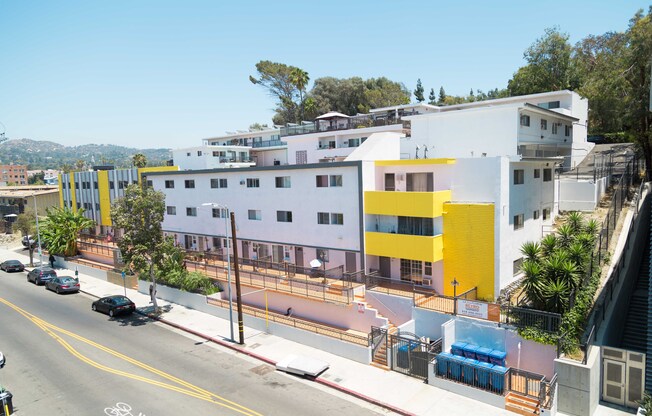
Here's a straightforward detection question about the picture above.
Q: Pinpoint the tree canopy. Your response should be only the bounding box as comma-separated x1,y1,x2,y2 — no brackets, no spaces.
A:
40,206,95,257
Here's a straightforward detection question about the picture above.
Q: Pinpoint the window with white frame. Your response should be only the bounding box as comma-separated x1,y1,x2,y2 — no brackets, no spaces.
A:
514,169,524,185
534,169,541,179
210,178,227,188
184,180,195,189
246,178,260,188
330,213,343,225
400,259,422,283
424,262,432,276
541,119,548,130
520,115,530,127
275,176,291,188
186,207,197,217
248,209,261,220
316,175,328,187
317,212,330,224
212,208,227,218
514,214,524,230
552,123,559,134
166,206,176,215
330,175,342,187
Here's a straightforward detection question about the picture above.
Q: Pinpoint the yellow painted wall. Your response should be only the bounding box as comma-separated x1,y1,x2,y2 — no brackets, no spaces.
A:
365,190,451,217
137,166,178,185
442,203,495,300
375,158,456,166
97,170,112,226
365,232,443,262
58,175,64,208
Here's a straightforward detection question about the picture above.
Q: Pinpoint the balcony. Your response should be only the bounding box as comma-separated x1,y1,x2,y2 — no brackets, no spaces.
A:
365,232,443,262
364,190,451,218
251,139,287,149
280,114,411,137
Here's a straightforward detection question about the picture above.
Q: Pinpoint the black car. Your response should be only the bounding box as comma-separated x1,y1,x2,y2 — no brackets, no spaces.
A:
91,295,136,317
45,276,80,294
27,267,57,285
0,260,24,272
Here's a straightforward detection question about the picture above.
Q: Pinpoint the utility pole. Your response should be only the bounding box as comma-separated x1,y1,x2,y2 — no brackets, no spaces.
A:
230,212,245,345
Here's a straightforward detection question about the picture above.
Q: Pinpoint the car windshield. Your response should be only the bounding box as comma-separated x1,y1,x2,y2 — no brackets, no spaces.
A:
6,261,20,265
113,296,131,305
60,278,76,284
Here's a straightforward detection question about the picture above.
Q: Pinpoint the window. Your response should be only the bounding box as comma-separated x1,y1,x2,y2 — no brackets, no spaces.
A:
424,261,432,276
400,259,422,283
145,180,153,188
533,210,540,220
212,237,221,249
197,151,202,156
534,169,540,179
185,180,195,189
513,258,524,275
543,168,552,182
186,207,197,217
277,211,292,222
543,208,551,220
565,125,571,137
538,101,560,110
520,115,530,127
348,138,360,147
316,175,328,187
540,119,548,130
330,213,343,225
398,216,434,236
296,150,307,164
246,178,260,188
212,208,227,218
186,152,191,156
552,123,558,134
275,176,291,188
317,212,330,224
210,178,227,188
406,172,433,191
167,206,176,215
316,248,329,262
514,214,524,230
514,169,524,185
385,173,395,191
330,175,342,187
248,210,261,220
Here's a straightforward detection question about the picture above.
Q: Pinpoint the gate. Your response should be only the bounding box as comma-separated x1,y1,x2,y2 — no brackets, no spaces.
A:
369,326,388,366
390,332,441,380
602,346,645,409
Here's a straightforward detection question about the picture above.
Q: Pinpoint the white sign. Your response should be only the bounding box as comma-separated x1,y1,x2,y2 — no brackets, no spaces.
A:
457,300,488,319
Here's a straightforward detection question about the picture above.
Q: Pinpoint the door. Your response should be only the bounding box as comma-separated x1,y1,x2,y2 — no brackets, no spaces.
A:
379,256,391,278
272,245,283,263
625,351,645,409
603,358,626,406
242,241,250,259
345,252,357,273
295,247,304,267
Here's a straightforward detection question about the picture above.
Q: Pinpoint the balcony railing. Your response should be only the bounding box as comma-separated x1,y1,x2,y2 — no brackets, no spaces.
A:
251,139,287,148
280,114,411,137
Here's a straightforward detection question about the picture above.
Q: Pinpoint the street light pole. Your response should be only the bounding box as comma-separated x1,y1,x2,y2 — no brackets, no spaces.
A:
33,193,43,266
202,203,234,343
230,211,245,345
451,278,459,315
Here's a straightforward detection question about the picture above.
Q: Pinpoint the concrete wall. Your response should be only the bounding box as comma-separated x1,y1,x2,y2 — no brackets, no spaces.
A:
559,178,607,212
505,330,557,380
414,308,454,341
555,345,601,416
364,291,413,325
55,256,108,280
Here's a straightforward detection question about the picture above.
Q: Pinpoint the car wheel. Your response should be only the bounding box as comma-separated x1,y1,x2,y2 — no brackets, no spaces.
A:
56,287,60,294
109,309,114,317
92,304,97,311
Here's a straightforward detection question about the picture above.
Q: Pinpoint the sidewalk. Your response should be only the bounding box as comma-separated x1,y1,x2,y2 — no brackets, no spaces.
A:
0,246,631,416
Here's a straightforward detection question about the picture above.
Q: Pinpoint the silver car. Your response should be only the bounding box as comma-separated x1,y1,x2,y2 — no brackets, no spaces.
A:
45,276,80,294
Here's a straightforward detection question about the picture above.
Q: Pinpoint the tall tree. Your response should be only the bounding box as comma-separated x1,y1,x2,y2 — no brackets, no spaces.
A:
438,86,446,104
508,27,574,95
428,88,437,105
132,153,147,168
250,60,305,125
40,206,95,257
111,184,166,310
13,208,37,266
414,79,425,102
289,68,310,121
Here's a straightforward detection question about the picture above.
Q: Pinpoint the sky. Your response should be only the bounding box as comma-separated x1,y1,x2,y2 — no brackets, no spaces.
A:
0,0,649,149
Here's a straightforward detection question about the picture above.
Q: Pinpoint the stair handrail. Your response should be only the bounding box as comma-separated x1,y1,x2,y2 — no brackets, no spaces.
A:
539,373,558,409
366,292,399,319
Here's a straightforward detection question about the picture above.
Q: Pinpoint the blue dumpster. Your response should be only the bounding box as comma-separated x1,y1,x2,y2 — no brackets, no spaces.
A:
476,347,492,363
449,354,465,381
463,344,479,359
436,352,453,377
476,361,494,388
397,344,411,369
451,342,467,357
489,349,507,367
490,365,508,394
462,358,479,384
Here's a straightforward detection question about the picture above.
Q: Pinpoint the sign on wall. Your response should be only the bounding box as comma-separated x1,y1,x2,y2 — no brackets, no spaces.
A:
457,299,489,320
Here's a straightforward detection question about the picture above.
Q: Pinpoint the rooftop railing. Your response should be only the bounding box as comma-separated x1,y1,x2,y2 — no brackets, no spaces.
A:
280,114,412,137
251,139,287,148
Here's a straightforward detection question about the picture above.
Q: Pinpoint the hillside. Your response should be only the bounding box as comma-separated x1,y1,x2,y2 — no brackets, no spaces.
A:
0,139,172,170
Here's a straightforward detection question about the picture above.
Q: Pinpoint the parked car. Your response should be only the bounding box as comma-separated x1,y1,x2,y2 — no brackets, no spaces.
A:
27,267,57,285
0,260,24,272
45,276,80,294
21,235,35,248
91,295,136,317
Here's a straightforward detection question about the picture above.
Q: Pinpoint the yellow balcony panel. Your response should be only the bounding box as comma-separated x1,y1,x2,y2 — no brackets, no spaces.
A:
365,232,443,262
365,190,451,217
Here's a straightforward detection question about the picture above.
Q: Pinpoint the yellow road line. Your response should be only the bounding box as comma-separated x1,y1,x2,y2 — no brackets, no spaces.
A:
0,298,263,416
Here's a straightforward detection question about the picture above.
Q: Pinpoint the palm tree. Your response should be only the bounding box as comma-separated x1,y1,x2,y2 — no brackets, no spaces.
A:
566,211,585,233
542,279,570,314
520,241,541,262
132,153,147,168
568,241,588,271
40,207,95,257
556,224,575,250
541,234,558,257
520,259,544,308
584,218,600,237
289,68,310,121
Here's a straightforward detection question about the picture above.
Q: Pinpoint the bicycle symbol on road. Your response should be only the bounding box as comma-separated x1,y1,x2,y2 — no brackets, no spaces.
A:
104,402,146,416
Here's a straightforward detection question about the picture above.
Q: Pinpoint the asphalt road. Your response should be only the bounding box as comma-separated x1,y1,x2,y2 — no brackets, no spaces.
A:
0,267,386,415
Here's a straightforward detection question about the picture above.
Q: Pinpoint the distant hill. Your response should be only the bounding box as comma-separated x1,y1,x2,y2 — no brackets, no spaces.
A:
0,139,172,170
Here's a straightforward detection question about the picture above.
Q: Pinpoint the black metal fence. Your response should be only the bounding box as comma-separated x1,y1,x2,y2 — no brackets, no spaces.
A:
500,305,561,334
390,334,441,380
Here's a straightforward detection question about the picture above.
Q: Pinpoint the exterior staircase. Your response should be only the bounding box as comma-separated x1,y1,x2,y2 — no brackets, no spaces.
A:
369,324,397,369
621,241,650,353
505,392,539,415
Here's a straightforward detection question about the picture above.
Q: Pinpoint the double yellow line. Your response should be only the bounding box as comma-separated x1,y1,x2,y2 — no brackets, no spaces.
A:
0,298,262,416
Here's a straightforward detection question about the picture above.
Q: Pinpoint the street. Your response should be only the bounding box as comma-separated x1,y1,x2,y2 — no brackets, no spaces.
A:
0,267,386,415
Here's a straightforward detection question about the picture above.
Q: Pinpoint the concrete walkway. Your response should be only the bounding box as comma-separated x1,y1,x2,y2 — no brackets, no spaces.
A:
0,245,633,416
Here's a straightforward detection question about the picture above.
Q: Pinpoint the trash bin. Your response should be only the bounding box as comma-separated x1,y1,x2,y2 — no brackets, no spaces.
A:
476,361,494,388
451,341,467,357
476,347,492,363
463,344,479,359
0,390,13,415
449,354,465,381
490,365,508,394
462,358,479,384
397,344,412,369
489,349,507,367
436,352,453,377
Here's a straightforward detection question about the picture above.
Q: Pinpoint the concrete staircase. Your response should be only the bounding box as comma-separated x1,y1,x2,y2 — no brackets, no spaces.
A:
505,392,539,415
621,242,650,353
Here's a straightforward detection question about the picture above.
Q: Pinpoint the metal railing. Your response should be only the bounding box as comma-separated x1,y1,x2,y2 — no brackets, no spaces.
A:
206,297,367,345
251,139,286,148
77,240,117,258
508,368,545,400
500,305,561,334
280,114,411,137
540,373,558,409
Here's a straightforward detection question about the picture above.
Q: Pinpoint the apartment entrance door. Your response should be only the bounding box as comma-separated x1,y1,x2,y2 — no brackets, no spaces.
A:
295,247,304,267
379,257,391,277
345,252,356,273
242,241,249,259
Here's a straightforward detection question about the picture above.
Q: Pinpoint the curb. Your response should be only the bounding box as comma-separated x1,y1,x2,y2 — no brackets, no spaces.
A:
81,288,413,416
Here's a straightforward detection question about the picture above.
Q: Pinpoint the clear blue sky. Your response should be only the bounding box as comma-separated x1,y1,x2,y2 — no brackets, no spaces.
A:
0,0,648,149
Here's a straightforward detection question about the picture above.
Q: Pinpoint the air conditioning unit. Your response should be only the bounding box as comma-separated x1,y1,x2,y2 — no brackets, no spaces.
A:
423,278,432,286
